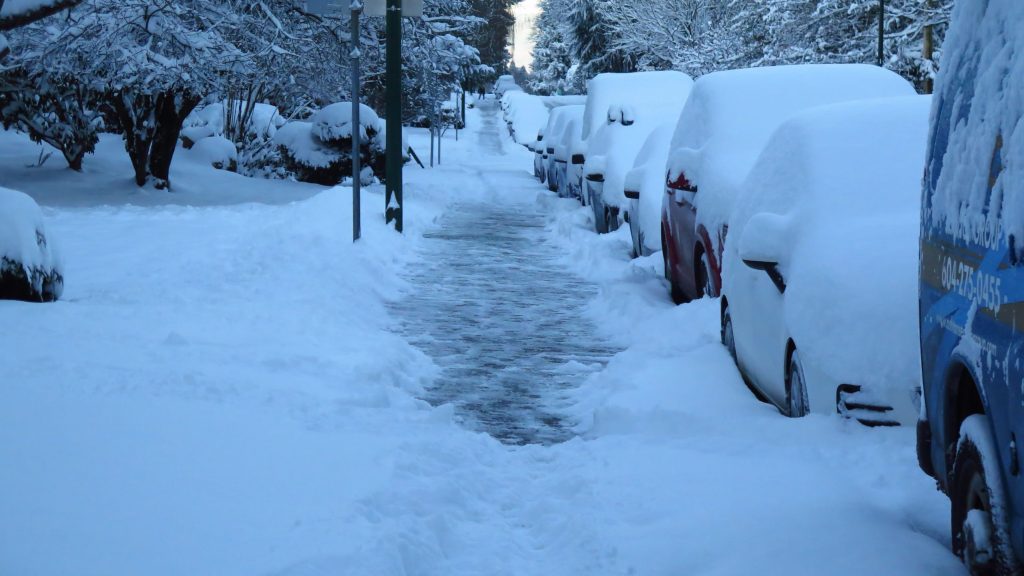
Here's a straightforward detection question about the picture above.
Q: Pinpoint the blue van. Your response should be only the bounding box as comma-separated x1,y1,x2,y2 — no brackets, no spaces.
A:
918,1,1024,574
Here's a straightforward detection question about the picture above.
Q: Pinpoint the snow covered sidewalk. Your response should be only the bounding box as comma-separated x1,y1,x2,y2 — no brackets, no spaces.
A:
1,101,966,576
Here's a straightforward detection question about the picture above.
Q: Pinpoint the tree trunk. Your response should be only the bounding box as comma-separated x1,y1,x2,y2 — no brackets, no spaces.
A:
111,91,155,187
148,91,200,190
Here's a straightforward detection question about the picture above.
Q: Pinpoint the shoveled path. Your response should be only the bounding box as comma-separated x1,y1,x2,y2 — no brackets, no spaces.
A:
390,99,618,445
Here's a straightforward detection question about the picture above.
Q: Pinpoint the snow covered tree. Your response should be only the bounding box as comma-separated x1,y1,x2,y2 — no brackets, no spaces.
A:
0,68,103,170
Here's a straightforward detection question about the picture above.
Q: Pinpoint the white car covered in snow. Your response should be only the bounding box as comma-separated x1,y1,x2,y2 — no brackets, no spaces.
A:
623,123,674,258
581,72,693,234
720,96,931,424
493,75,521,99
532,127,546,182
552,115,583,199
663,64,917,303
541,105,583,193
501,92,548,147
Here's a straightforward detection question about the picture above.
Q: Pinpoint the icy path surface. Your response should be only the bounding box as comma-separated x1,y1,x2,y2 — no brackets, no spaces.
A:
392,107,617,443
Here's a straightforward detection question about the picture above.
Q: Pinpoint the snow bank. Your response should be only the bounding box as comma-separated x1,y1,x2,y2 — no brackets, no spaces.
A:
925,0,1024,250
582,71,694,142
668,64,916,234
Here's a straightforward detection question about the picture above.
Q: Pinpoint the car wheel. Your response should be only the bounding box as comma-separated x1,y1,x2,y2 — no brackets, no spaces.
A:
953,415,1019,576
662,230,686,304
721,304,736,361
697,252,714,298
786,350,809,418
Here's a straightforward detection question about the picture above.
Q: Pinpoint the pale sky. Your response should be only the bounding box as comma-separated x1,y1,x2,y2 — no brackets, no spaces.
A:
510,0,541,71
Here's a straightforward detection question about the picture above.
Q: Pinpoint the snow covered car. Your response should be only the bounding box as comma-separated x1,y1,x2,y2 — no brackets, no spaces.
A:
566,129,587,204
552,115,582,199
0,187,63,302
663,64,916,303
541,105,583,193
917,1,1024,573
720,96,930,425
493,75,521,99
532,128,546,182
623,123,674,258
580,71,693,230
501,92,548,146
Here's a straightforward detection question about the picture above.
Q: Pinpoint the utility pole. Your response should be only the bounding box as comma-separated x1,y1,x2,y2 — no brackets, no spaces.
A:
922,0,936,94
350,0,362,241
878,0,886,67
384,0,403,232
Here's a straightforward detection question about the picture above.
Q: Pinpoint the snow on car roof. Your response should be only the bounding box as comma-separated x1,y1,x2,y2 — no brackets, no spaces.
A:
543,105,583,148
669,63,916,229
737,96,932,227
582,71,693,142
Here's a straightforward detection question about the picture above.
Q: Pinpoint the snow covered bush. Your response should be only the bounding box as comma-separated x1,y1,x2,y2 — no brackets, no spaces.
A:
191,136,237,172
0,187,62,302
274,103,388,186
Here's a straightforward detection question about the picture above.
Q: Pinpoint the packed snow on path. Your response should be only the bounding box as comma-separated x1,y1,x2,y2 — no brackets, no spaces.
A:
2,100,965,575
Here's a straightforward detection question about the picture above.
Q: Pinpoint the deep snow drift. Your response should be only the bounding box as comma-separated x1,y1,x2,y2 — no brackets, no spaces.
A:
1,99,965,576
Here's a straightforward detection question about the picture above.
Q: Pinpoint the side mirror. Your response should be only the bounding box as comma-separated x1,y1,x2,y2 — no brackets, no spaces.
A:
624,189,639,200
739,212,789,294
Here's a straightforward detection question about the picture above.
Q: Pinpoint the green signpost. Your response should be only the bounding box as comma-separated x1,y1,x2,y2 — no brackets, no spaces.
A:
385,0,403,232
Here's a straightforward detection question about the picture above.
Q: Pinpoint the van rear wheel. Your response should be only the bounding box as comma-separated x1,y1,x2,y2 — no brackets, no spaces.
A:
952,415,1019,575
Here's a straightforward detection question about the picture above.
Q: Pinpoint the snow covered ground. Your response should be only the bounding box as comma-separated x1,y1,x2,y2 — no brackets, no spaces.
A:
1,100,965,575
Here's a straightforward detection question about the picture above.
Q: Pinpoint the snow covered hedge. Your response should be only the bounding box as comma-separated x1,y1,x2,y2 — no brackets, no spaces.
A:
0,187,62,302
273,103,392,186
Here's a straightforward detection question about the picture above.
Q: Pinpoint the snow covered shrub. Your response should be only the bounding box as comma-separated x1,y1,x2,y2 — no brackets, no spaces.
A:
191,136,237,172
274,103,388,186
0,188,63,302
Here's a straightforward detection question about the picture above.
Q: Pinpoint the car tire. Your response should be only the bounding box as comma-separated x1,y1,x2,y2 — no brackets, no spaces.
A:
698,252,714,298
662,232,686,305
721,304,737,361
952,415,1020,576
786,350,809,418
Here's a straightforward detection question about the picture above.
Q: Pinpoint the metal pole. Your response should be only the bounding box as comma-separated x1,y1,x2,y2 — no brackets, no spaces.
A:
350,0,362,242
384,0,403,232
877,0,885,67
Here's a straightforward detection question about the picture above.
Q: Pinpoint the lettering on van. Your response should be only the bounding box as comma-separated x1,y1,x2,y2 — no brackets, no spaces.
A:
940,256,1006,314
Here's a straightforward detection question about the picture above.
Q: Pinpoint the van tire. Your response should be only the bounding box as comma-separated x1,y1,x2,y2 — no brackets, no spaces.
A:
952,415,1020,575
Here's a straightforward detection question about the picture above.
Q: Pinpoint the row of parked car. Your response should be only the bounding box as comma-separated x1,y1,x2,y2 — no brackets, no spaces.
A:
510,2,1023,574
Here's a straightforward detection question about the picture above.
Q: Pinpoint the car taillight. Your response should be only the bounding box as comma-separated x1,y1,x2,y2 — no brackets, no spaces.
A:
666,170,697,193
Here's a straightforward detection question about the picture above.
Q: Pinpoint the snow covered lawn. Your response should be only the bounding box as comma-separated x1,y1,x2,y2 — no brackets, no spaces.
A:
1,104,965,575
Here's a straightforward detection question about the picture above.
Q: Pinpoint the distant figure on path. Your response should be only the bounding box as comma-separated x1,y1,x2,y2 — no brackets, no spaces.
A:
477,86,485,100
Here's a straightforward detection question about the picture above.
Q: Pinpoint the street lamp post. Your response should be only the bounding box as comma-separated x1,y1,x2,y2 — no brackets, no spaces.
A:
350,0,362,242
877,0,886,67
384,0,403,232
